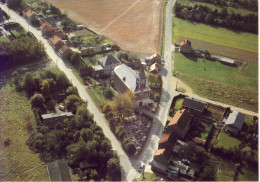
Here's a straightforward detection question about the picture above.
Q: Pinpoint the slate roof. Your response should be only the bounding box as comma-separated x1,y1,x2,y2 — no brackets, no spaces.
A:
99,54,121,66
41,112,73,119
168,108,192,131
113,64,139,92
92,65,103,71
182,97,205,113
225,111,245,130
47,161,72,182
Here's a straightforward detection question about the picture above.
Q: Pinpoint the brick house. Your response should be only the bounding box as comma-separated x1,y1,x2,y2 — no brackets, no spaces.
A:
112,63,151,107
180,39,192,54
166,108,192,139
158,132,178,150
50,35,65,51
153,148,171,165
58,45,72,59
23,8,37,24
40,22,52,37
98,54,121,76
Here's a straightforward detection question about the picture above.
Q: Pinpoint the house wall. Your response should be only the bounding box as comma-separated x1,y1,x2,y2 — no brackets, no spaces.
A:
180,43,192,54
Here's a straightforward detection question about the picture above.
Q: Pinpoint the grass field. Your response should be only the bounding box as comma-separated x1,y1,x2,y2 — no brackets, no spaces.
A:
0,36,9,42
216,131,241,149
172,17,258,53
178,0,257,16
175,53,258,91
0,84,49,181
174,53,258,112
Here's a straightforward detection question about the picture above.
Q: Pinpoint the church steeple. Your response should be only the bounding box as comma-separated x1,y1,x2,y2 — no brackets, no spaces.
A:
139,62,146,90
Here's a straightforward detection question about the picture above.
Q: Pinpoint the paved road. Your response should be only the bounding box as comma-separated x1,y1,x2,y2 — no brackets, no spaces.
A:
0,4,133,179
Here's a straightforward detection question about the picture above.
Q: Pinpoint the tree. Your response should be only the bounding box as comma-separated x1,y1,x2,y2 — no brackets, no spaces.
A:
220,8,228,19
199,166,216,181
81,128,93,142
106,158,121,181
147,74,157,86
56,73,70,90
112,91,136,120
65,94,82,113
41,80,50,96
30,94,45,109
123,142,136,155
205,13,214,24
24,72,36,95
66,86,79,96
12,71,22,91
89,169,99,180
101,139,112,152
70,52,81,67
102,102,113,114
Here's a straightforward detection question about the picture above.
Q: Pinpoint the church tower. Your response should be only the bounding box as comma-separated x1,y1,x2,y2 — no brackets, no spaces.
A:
139,62,147,90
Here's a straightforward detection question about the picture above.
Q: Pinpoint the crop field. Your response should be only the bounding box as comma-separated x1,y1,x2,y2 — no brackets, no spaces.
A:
45,0,164,56
0,84,48,181
172,17,258,53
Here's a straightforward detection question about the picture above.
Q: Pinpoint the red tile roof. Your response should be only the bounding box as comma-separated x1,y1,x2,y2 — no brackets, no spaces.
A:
159,133,170,143
23,8,36,18
154,149,166,156
51,35,63,45
168,108,187,127
40,22,52,30
180,39,191,46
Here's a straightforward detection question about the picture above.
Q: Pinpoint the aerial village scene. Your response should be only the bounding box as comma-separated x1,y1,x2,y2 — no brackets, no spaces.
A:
0,0,258,181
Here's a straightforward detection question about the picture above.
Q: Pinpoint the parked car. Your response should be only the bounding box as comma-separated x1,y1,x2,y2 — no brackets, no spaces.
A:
59,105,65,110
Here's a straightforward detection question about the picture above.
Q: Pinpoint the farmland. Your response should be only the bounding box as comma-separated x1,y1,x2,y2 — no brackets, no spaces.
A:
45,0,164,56
0,84,49,181
172,17,258,53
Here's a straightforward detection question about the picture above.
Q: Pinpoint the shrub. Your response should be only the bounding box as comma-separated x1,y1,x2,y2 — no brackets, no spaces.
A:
115,126,126,140
123,142,136,155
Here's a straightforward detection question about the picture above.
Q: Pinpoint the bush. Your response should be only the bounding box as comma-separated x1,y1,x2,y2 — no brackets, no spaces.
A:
115,126,126,140
30,93,45,109
123,142,136,155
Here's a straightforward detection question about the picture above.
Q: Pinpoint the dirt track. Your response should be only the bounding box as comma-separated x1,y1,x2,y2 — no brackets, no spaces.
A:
46,0,164,57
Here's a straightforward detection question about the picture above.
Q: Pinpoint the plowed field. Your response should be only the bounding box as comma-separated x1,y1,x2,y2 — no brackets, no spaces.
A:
46,0,164,56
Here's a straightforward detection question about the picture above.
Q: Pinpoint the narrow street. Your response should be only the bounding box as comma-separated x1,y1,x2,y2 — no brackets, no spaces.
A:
0,4,133,179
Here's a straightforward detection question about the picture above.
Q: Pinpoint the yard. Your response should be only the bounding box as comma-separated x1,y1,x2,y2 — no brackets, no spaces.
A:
172,17,258,53
0,84,49,181
216,131,241,149
169,96,184,117
174,53,258,112
87,85,117,110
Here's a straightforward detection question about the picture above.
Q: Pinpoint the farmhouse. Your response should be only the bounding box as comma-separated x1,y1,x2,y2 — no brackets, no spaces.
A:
145,54,161,66
149,62,160,74
158,132,178,150
47,160,72,182
98,54,121,76
41,112,73,128
166,108,192,139
23,8,38,24
112,63,151,107
180,39,192,54
50,35,65,51
225,111,245,135
182,97,206,114
153,148,171,165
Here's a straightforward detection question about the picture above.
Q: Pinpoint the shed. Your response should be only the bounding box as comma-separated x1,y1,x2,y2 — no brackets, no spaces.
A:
225,111,245,135
47,160,72,182
182,97,205,114
80,161,98,169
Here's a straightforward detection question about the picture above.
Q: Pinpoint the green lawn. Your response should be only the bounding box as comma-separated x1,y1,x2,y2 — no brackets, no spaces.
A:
87,85,117,109
11,29,27,38
174,53,258,91
174,97,184,111
0,35,9,42
216,131,241,149
0,84,49,181
172,17,258,53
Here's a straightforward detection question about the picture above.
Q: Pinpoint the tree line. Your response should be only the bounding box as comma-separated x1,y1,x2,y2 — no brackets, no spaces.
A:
11,68,121,181
0,37,46,71
174,3,258,34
